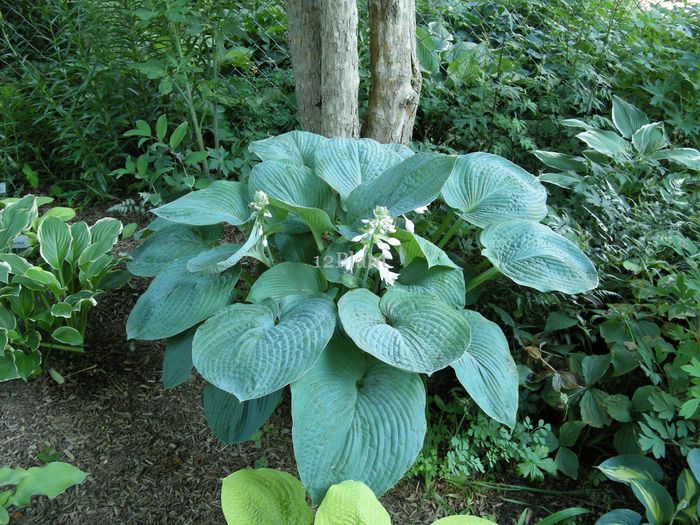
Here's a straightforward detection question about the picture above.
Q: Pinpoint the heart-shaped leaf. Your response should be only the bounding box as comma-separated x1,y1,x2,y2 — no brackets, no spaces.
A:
291,337,425,502
338,288,470,374
127,225,212,277
127,258,239,340
346,153,457,226
203,383,281,444
315,480,391,525
314,137,404,199
37,216,71,270
153,181,252,226
441,152,547,228
221,468,313,525
192,296,336,401
394,259,465,309
480,220,598,294
452,311,518,428
249,130,326,168
247,263,327,303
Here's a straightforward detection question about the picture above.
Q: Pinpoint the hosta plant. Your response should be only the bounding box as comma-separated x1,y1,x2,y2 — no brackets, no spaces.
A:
0,195,131,382
126,131,597,501
220,468,495,525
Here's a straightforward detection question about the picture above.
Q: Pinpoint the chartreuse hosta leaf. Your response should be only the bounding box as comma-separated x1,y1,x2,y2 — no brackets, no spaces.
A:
249,130,326,168
441,152,547,228
127,224,212,277
291,338,426,503
338,288,470,374
126,258,239,340
314,480,391,525
37,216,71,270
249,161,336,238
5,462,88,507
314,137,404,199
346,153,457,226
480,220,598,294
203,383,282,444
192,295,336,401
247,263,327,303
394,258,465,309
153,181,252,226
221,468,313,525
452,311,518,428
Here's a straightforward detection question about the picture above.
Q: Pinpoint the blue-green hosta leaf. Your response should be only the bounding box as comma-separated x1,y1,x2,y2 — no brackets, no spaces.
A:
650,148,700,171
186,242,249,274
386,143,414,159
291,338,426,502
315,480,391,525
394,230,459,269
249,130,327,168
203,383,281,444
480,220,598,294
192,296,336,400
127,258,239,340
612,96,649,138
345,153,457,226
533,150,587,172
631,123,667,154
594,509,642,525
162,329,195,389
319,239,360,288
598,454,664,484
452,311,518,428
271,233,318,264
576,130,630,158
247,263,327,303
394,259,465,309
688,449,700,482
338,288,470,374
153,181,252,226
442,153,547,228
314,137,404,199
221,468,313,525
37,216,71,270
8,462,88,507
127,225,212,277
630,479,675,525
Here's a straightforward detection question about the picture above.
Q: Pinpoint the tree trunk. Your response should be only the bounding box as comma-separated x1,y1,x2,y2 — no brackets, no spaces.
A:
363,0,422,145
320,0,360,137
285,0,323,134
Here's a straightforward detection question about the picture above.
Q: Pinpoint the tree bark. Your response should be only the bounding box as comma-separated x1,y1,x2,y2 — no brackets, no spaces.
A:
320,0,360,137
285,0,323,134
363,0,422,145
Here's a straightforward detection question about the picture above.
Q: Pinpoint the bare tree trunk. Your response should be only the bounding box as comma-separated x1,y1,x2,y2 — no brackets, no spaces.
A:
363,0,422,145
320,0,360,137
285,0,323,134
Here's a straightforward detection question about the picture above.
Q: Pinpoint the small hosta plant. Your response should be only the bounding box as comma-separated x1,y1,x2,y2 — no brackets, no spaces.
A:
0,195,131,382
127,131,597,501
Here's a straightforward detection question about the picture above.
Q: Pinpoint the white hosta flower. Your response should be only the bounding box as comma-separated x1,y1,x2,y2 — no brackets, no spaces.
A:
373,259,399,286
414,205,429,214
338,247,366,273
250,190,270,211
403,216,415,233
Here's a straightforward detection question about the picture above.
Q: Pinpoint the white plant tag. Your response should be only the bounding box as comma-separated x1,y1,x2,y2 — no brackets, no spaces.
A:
0,183,6,195
11,235,29,250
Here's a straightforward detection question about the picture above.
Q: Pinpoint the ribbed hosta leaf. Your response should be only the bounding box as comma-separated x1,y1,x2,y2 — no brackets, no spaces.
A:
338,288,470,374
247,263,327,303
314,481,391,525
127,225,211,277
248,130,326,168
394,230,459,269
153,181,251,226
314,137,404,199
192,296,336,400
249,161,336,235
394,259,465,309
346,153,457,226
126,259,239,340
441,152,547,228
480,220,598,294
203,383,281,444
291,338,426,503
186,243,244,274
221,468,313,525
452,311,518,428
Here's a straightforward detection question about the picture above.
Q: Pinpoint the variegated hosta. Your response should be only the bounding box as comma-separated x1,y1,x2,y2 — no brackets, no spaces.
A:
126,131,598,502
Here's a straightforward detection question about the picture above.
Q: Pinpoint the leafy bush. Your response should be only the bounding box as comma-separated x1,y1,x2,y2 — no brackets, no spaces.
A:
0,462,88,525
126,131,597,500
0,196,131,382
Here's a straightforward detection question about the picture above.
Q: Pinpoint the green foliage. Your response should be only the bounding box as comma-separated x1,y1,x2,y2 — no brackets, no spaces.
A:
220,468,494,525
127,131,596,500
0,462,88,524
0,196,130,382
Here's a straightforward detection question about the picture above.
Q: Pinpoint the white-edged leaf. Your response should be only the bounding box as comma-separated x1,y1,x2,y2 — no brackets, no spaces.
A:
576,130,630,158
37,216,71,270
631,122,667,154
612,96,649,138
